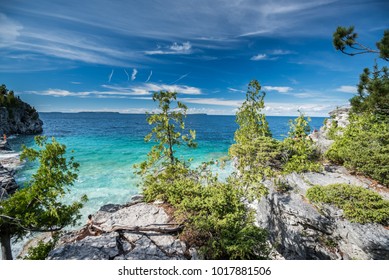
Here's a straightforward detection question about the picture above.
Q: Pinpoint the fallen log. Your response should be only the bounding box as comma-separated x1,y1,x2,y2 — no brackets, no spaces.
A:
110,224,183,234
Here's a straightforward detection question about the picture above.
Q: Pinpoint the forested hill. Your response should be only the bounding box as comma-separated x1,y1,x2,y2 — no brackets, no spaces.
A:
0,84,43,136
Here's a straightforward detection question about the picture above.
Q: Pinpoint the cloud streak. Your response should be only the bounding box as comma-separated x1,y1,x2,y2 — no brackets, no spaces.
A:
263,86,293,93
145,42,192,55
171,73,190,84
145,70,153,83
108,69,114,82
336,85,357,93
131,68,137,81
26,82,202,98
124,69,130,81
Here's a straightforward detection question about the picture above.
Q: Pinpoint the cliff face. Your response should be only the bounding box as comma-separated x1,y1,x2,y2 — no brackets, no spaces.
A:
0,103,43,136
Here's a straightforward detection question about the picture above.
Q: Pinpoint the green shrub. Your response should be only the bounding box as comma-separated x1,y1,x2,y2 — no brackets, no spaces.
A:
22,237,57,260
326,119,340,140
281,112,321,174
143,163,269,260
306,183,389,225
326,113,389,186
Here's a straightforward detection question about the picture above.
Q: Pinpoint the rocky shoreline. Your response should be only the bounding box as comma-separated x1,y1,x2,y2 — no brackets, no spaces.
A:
2,108,389,260
48,198,198,260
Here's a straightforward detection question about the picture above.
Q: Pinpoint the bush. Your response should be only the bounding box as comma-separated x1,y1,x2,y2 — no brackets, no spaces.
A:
281,113,321,174
326,113,389,186
306,183,389,225
22,237,58,260
142,163,269,260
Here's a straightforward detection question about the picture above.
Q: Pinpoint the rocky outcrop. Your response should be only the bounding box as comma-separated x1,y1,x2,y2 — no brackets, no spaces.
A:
0,142,20,201
48,198,196,260
0,164,18,201
0,103,43,136
310,107,350,154
253,107,389,260
252,166,389,260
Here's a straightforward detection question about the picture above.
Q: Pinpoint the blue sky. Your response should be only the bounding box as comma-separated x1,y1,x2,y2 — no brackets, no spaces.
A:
0,0,388,116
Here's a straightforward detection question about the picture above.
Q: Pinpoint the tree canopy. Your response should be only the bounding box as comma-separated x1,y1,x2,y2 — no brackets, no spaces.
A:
0,136,87,259
333,26,389,61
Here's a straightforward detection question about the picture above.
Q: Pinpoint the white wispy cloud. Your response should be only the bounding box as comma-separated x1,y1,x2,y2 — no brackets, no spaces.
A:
70,81,82,85
145,70,153,83
0,13,23,47
131,68,138,81
264,102,336,117
227,87,245,93
263,86,293,93
180,98,243,107
108,69,114,82
251,49,296,61
336,85,357,93
145,42,192,55
250,54,268,61
124,69,130,81
171,73,190,84
270,49,295,55
28,83,203,98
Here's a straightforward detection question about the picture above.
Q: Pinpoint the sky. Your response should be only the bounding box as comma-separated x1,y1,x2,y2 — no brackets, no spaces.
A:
0,0,388,116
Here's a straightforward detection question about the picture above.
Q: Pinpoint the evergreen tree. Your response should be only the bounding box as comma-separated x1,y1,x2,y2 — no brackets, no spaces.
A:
0,136,87,259
333,26,389,61
229,80,280,199
281,112,321,173
136,90,197,191
328,26,389,186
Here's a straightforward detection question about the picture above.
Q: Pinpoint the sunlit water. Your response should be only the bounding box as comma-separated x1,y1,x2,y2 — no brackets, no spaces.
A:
8,113,325,223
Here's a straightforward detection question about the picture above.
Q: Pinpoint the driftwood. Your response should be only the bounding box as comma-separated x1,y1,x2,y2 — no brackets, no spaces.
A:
109,224,183,234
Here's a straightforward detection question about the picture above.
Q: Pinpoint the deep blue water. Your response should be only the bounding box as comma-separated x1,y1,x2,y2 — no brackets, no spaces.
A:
8,113,325,217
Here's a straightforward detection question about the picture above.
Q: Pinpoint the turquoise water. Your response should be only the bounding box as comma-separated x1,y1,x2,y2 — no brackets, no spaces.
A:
9,113,325,221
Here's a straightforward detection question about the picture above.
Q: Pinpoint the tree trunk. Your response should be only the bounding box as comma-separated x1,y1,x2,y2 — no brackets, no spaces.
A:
1,233,13,260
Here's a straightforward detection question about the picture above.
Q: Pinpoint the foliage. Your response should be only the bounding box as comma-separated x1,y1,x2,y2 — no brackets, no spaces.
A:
0,136,87,259
353,64,389,117
135,90,196,175
229,80,280,199
333,26,389,61
306,184,389,225
281,112,321,174
233,80,272,142
326,113,389,186
143,163,269,260
139,88,269,260
22,235,59,260
326,119,340,140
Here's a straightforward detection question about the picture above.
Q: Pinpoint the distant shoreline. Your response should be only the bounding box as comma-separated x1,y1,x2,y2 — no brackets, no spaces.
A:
38,112,328,117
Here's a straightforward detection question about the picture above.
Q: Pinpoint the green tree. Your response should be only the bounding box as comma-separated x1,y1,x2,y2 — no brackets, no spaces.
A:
328,26,389,185
353,64,389,116
333,26,389,61
0,136,87,259
333,26,389,117
139,89,269,259
137,91,196,175
326,113,389,186
281,112,321,173
229,80,280,199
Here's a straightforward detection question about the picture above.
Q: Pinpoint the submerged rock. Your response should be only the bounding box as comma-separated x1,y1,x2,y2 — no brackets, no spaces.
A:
48,199,196,260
